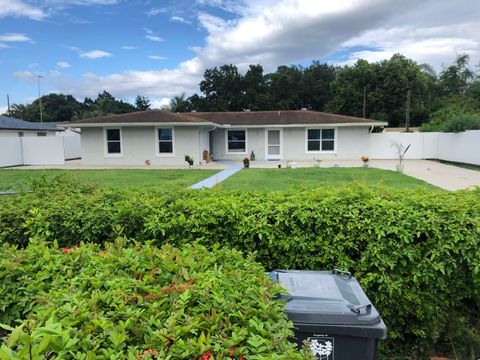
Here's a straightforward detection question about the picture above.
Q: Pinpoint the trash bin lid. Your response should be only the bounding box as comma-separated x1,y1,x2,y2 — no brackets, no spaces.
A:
270,270,382,326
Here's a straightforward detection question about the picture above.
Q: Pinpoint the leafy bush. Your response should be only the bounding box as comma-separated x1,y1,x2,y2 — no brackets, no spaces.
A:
420,106,480,132
0,240,308,359
1,184,480,358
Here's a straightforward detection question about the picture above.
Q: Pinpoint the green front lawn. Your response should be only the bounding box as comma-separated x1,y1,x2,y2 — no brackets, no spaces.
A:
220,167,437,191
0,169,219,191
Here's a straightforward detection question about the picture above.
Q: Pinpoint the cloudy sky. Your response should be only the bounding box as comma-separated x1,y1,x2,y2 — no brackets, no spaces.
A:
1,0,479,112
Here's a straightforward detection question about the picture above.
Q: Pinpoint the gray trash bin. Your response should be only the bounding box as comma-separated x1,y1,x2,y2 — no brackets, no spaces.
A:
269,269,387,360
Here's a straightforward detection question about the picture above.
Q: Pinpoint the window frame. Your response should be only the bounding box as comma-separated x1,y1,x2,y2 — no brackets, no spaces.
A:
155,127,175,157
104,127,123,157
225,128,248,155
305,127,337,154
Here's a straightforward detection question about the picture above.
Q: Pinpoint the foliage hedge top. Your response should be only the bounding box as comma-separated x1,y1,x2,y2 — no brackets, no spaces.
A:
0,241,308,360
1,182,480,358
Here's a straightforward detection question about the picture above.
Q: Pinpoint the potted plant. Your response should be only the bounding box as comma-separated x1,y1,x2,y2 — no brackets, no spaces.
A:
390,141,411,173
361,155,369,168
184,155,194,166
243,157,250,168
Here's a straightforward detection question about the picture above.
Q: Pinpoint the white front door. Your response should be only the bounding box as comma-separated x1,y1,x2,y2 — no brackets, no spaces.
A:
266,129,282,160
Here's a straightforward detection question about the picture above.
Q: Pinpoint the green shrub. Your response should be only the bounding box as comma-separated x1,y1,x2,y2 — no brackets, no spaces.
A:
1,184,480,358
0,240,308,359
420,106,480,132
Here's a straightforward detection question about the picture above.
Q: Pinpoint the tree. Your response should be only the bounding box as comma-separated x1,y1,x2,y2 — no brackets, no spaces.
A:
200,64,244,111
135,95,151,111
168,93,191,112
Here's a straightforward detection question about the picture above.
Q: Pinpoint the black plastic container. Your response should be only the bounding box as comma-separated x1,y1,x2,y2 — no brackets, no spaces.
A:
269,269,387,360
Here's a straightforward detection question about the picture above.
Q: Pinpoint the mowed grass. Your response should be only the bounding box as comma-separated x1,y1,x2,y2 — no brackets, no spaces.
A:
0,169,219,191
220,167,437,191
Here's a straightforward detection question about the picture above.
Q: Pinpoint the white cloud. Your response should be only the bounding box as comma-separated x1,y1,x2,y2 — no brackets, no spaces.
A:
57,61,71,68
52,0,480,100
0,44,9,49
0,106,9,115
13,71,36,82
148,55,167,60
146,35,164,42
122,46,136,50
46,0,118,5
80,50,112,59
0,33,32,42
144,27,164,42
0,0,46,20
150,98,171,109
170,16,191,24
64,45,112,59
147,7,167,16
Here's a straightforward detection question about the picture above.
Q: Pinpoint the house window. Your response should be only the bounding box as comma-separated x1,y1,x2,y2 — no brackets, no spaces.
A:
227,130,247,153
18,132,24,137
37,132,47,137
307,129,335,152
106,128,122,155
157,128,174,154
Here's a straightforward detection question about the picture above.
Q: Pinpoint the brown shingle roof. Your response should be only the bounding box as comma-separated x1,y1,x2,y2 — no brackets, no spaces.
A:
68,110,209,124
184,110,383,126
67,109,386,126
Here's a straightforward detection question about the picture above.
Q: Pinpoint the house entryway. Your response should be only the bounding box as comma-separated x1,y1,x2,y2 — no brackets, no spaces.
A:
265,129,283,160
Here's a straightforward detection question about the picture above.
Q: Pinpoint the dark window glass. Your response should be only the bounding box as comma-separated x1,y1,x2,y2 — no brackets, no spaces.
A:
322,140,335,151
158,128,173,153
322,129,335,140
308,141,321,151
107,141,121,153
159,142,173,153
107,129,120,141
307,129,320,140
227,130,246,152
228,130,246,141
158,128,172,141
229,141,246,150
37,132,47,137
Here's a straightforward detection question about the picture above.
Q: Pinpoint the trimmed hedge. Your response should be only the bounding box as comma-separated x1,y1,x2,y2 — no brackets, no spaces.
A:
0,241,308,359
1,183,480,358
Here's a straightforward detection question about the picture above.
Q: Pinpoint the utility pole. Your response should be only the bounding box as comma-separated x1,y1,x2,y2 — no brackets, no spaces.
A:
37,75,44,124
362,86,366,118
7,94,10,115
405,89,411,132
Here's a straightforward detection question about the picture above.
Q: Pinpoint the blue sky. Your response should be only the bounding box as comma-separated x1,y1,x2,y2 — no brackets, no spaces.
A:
1,0,479,112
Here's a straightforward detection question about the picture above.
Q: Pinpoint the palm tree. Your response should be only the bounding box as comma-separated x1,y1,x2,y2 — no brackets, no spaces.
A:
168,93,190,112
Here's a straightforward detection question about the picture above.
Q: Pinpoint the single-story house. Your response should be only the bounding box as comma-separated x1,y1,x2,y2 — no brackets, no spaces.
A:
66,110,387,165
0,115,63,137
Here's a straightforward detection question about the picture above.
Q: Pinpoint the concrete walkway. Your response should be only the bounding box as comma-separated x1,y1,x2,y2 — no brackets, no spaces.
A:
190,162,243,189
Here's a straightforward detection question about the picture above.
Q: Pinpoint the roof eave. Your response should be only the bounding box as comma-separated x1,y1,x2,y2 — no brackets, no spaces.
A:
64,121,219,128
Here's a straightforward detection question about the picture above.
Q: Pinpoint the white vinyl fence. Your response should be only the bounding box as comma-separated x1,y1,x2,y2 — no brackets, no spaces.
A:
369,130,480,166
0,137,23,167
0,134,82,167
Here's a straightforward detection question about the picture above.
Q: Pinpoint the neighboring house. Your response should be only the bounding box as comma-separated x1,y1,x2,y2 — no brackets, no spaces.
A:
66,110,387,165
0,115,63,137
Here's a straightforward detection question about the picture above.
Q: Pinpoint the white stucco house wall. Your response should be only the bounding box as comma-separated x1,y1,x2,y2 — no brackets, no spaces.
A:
66,110,387,165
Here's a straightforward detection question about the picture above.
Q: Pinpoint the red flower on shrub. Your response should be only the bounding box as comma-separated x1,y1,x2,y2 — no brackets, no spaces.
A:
133,273,143,280
61,247,71,254
201,351,212,360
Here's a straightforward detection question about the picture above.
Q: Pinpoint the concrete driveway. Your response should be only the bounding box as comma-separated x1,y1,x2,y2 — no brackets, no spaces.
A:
372,160,480,191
